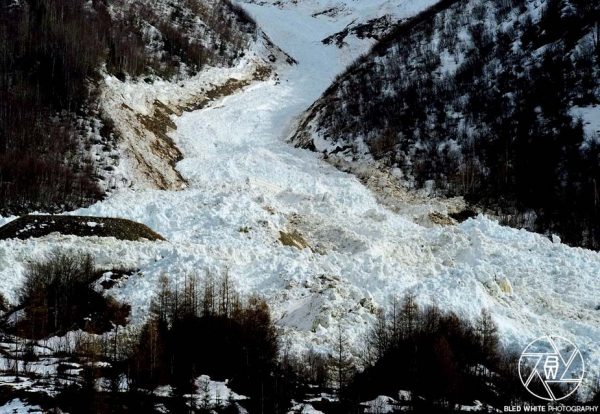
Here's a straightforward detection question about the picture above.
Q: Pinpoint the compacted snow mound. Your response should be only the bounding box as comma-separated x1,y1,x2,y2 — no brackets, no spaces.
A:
0,0,599,397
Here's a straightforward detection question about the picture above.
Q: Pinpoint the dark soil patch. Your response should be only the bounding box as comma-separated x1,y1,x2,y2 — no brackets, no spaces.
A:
99,267,139,289
182,65,272,112
0,215,165,241
449,209,479,223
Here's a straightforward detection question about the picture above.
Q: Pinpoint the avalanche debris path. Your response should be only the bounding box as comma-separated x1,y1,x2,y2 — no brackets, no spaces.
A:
0,0,599,394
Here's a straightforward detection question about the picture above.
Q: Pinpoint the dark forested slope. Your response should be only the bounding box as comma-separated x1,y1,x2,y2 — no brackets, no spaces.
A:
0,0,257,214
292,0,600,249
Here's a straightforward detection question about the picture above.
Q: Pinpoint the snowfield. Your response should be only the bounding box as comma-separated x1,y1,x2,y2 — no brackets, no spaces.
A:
0,0,599,397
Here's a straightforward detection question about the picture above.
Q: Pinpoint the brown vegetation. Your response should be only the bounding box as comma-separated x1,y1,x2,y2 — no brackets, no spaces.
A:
10,251,130,339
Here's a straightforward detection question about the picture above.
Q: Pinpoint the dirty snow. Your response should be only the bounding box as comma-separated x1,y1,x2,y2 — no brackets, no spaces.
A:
0,0,599,399
97,33,282,191
241,0,440,43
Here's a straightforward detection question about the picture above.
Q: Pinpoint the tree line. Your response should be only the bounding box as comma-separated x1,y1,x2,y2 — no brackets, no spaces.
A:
4,252,599,412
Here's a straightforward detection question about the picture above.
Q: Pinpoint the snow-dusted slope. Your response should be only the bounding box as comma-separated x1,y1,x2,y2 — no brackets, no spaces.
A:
240,0,440,46
0,0,599,397
289,0,600,250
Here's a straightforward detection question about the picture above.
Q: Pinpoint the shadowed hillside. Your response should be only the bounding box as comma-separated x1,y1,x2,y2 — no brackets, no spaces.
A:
293,0,600,249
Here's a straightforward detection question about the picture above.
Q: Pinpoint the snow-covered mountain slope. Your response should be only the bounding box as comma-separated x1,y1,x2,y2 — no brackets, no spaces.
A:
1,0,268,214
0,0,599,398
290,0,600,250
91,0,292,191
97,36,284,191
240,0,440,46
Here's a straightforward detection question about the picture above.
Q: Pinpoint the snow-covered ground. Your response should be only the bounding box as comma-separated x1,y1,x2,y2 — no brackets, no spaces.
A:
0,0,599,397
0,399,44,414
571,105,600,142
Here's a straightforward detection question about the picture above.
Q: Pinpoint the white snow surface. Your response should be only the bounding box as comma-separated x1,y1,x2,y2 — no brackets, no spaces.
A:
0,0,599,396
571,105,600,142
189,375,247,408
0,399,43,414
289,402,325,414
241,0,440,42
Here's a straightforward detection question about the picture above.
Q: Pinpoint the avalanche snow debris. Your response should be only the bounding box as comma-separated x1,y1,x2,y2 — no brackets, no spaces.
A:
0,0,599,399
